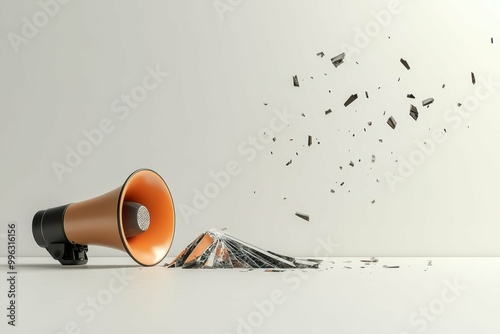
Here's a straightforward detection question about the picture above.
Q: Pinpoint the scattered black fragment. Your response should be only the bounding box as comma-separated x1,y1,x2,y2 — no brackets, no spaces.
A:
339,166,343,170
330,189,335,193
344,266,352,269
340,182,344,186
325,108,332,115
264,103,268,105
301,113,305,117
365,91,369,98
344,94,358,107
387,116,397,129
383,265,400,269
371,155,376,163
491,37,494,44
331,52,346,67
398,77,400,82
295,212,309,221
286,159,292,166
457,103,462,107
308,135,312,147
409,104,418,121
422,98,434,107
428,260,432,266
371,200,375,204
349,161,354,167
293,75,299,87
317,51,325,58
368,121,372,126
400,58,410,70
471,72,476,85
407,94,415,99
272,137,276,142
378,139,383,143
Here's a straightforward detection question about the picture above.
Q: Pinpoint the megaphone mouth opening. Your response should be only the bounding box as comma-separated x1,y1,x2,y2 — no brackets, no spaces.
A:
118,169,175,266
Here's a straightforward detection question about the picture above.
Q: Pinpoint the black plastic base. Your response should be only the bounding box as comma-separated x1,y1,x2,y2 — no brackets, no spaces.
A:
46,243,88,265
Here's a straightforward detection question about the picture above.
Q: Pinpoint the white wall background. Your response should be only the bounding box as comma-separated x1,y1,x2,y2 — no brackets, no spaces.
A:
1,0,500,258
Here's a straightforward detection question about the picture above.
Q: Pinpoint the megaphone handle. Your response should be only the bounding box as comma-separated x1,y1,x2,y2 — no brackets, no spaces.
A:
46,243,88,265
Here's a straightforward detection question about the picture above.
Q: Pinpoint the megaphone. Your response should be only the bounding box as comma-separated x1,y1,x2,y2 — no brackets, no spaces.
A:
32,169,175,266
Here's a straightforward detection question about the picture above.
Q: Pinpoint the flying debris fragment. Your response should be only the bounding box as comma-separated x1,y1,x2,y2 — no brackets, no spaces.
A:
422,98,434,107
400,58,410,70
286,159,292,166
165,228,322,269
308,135,312,147
471,72,476,85
293,75,299,87
295,212,309,221
331,52,346,67
409,104,418,121
361,257,378,263
317,51,325,58
387,116,397,129
349,161,354,167
344,94,358,107
365,91,369,98
325,108,332,115
371,154,376,162
383,265,400,269
407,94,415,99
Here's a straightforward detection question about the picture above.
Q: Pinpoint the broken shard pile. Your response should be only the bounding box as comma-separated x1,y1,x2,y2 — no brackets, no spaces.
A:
165,228,322,269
